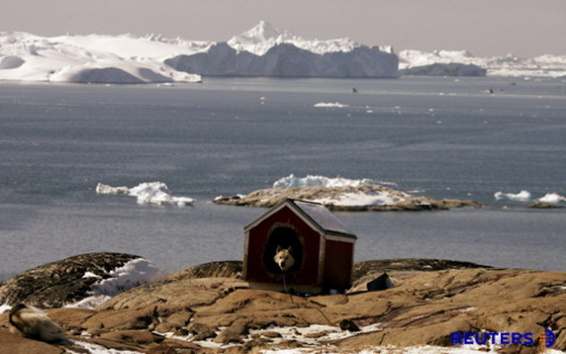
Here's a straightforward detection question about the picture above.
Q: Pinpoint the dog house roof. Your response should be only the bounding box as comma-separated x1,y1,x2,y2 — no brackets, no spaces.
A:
245,199,356,239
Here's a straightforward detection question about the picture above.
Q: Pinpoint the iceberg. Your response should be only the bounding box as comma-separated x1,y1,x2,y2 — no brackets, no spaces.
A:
3,22,566,82
494,190,565,204
96,182,195,206
494,190,532,202
538,193,566,204
165,21,399,78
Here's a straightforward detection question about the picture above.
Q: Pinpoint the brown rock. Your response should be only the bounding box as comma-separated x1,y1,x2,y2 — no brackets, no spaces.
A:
0,253,146,308
81,307,157,333
339,319,360,332
0,329,65,354
3,258,564,353
164,309,194,328
187,322,217,341
260,331,282,338
99,329,157,344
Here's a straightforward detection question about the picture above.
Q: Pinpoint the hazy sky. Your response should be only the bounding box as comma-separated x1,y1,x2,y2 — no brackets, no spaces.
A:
2,0,565,57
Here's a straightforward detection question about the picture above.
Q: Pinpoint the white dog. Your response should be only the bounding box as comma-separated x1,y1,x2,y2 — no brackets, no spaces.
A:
9,303,67,343
273,246,295,271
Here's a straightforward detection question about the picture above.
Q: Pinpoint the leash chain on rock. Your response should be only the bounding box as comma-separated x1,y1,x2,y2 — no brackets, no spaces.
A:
282,273,295,304
281,273,332,326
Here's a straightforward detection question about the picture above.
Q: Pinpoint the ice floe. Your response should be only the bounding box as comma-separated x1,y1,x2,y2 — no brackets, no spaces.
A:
494,190,565,204
313,102,350,108
96,182,195,206
494,190,532,202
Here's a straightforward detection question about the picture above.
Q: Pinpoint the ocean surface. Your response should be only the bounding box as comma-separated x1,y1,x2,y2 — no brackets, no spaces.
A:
1,76,565,280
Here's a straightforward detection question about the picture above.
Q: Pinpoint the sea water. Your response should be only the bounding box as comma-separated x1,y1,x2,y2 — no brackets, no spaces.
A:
1,76,565,280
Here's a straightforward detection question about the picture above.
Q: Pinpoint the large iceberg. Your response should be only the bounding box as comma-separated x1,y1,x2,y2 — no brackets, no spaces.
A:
165,21,399,78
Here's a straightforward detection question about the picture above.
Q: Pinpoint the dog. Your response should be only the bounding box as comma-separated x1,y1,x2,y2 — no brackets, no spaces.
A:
9,303,67,343
273,245,295,271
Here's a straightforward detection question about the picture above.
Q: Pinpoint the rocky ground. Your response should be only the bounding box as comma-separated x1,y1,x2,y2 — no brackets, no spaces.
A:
213,185,483,211
0,256,565,353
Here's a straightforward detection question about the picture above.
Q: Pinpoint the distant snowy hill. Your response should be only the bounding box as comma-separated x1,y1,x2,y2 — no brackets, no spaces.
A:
399,49,566,78
1,22,566,84
0,32,203,83
166,21,399,78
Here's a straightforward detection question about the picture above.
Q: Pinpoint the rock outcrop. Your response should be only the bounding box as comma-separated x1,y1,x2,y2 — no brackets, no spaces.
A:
214,185,483,211
0,253,157,308
1,259,564,353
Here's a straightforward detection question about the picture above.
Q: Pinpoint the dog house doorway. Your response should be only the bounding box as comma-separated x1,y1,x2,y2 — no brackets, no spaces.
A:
263,226,303,273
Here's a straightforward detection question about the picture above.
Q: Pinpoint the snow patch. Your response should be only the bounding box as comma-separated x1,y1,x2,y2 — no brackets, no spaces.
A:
0,304,11,314
96,182,196,206
313,190,405,207
69,341,142,354
66,258,163,309
273,174,376,188
270,175,408,208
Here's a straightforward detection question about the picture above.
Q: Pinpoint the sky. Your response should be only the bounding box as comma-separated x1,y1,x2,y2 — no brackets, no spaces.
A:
2,0,565,57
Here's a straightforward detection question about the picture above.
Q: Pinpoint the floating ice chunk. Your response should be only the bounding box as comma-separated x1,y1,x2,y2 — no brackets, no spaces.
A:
313,102,349,108
538,193,565,204
273,174,375,188
96,183,130,195
129,182,195,206
96,182,195,206
494,190,531,202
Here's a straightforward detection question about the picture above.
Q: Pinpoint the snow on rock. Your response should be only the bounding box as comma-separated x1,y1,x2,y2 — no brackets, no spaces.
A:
96,182,195,206
214,174,481,211
273,174,376,188
0,253,160,309
0,32,202,83
67,258,163,309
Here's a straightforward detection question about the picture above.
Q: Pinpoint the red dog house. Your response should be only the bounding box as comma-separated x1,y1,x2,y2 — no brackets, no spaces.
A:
243,199,357,294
